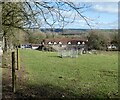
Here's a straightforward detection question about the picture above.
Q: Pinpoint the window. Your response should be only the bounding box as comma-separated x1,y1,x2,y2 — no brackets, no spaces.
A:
48,42,52,45
59,41,62,45
77,42,81,45
68,42,71,45
82,42,85,44
54,42,57,45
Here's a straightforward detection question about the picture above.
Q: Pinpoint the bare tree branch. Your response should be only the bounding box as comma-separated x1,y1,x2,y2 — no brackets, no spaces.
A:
2,1,92,51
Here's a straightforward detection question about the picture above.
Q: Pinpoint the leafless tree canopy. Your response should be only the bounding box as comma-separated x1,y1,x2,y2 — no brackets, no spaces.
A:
2,1,91,51
2,1,91,31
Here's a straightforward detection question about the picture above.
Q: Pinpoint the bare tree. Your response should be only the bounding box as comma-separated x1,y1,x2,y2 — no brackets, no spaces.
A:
2,1,91,52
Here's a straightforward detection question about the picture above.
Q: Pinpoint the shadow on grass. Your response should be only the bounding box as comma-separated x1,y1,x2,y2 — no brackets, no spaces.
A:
14,84,100,99
3,80,115,100
17,84,77,99
2,67,118,99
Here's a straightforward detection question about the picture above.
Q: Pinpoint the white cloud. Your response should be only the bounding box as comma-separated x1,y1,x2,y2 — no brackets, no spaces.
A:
93,3,118,13
92,20,118,29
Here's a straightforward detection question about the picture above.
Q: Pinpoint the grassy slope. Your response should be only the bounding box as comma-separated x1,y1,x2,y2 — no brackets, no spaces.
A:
20,49,118,98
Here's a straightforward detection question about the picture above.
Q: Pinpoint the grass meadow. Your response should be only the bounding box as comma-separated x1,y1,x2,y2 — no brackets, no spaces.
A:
19,49,118,98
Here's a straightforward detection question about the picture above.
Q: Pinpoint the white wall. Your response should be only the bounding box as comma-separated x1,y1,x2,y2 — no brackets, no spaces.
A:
32,46,39,50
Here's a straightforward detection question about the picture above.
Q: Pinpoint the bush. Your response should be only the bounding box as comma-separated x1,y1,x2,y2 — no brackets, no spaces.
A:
37,45,57,52
87,30,108,50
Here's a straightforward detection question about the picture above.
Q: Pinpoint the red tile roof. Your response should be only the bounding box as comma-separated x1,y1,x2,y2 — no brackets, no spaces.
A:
43,37,88,45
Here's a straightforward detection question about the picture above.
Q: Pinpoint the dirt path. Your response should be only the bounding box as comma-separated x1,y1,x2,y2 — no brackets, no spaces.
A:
2,53,28,99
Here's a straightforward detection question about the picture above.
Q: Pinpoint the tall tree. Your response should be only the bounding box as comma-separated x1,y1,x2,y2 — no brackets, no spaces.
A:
87,30,108,50
25,29,46,44
2,1,91,52
2,2,26,51
110,32,118,47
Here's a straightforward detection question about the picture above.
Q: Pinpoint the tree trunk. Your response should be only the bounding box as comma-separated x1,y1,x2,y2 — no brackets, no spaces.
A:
3,34,7,53
12,51,16,93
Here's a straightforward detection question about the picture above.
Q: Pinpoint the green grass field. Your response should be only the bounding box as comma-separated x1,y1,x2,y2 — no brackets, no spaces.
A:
20,49,118,98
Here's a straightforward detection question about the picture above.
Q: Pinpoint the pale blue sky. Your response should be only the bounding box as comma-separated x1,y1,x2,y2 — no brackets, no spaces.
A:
39,2,118,29
64,2,118,29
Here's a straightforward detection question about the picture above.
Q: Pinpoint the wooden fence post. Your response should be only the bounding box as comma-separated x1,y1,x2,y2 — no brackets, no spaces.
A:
16,47,20,70
12,51,16,93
